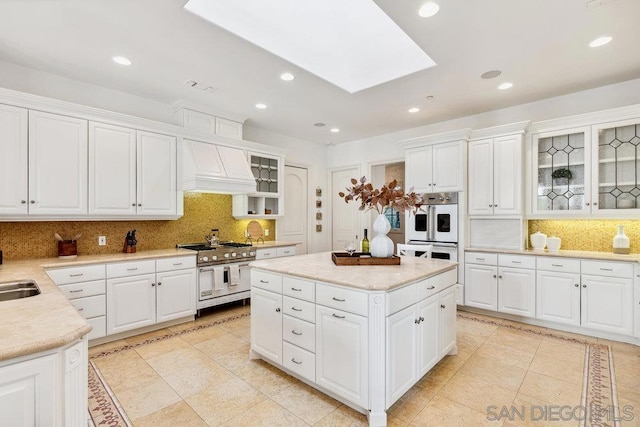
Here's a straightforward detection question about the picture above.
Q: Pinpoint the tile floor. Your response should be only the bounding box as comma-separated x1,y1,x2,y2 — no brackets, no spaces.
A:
89,303,640,426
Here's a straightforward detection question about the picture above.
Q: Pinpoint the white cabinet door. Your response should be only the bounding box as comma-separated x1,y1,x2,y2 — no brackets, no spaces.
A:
316,306,368,408
386,304,418,405
493,135,522,215
536,271,580,326
405,146,431,193
28,110,88,215
432,141,463,192
464,264,497,310
418,294,440,375
156,268,197,323
251,287,283,364
0,354,57,427
215,117,243,140
467,139,494,215
107,273,156,335
137,131,176,216
88,122,137,215
0,104,28,215
438,286,457,358
581,275,633,335
498,267,536,317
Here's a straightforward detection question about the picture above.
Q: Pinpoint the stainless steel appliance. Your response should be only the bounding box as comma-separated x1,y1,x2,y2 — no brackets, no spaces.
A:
406,192,458,244
177,242,255,315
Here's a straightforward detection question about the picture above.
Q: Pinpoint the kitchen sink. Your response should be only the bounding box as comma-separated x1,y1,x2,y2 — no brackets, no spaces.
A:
0,280,41,301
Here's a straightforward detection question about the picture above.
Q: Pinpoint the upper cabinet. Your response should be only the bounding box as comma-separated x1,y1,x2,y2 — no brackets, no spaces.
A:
232,151,285,219
28,111,88,216
176,107,243,140
0,104,28,215
530,108,640,217
88,124,178,217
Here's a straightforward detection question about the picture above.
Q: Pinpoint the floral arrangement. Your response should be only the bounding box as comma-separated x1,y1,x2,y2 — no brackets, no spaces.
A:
338,176,423,214
551,168,572,180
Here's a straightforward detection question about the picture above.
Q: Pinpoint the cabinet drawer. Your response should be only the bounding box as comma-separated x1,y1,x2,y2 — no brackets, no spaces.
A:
70,294,106,319
276,246,296,257
255,249,276,260
87,316,106,340
581,260,633,278
417,269,457,301
283,315,315,352
251,270,283,293
283,296,315,323
156,256,196,272
283,341,315,383
47,264,105,285
536,257,580,274
58,280,105,299
316,283,368,316
386,283,417,316
465,252,497,266
107,260,155,278
282,276,315,302
499,254,535,269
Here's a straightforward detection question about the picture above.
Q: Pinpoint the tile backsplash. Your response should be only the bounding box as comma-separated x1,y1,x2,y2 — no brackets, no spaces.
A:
0,193,275,260
528,219,640,253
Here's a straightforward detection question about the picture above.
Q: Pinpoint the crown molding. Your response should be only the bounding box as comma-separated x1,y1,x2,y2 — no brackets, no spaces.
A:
528,103,640,134
399,128,472,148
470,120,530,140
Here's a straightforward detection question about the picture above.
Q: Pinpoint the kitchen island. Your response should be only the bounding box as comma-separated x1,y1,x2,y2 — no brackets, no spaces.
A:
249,252,458,426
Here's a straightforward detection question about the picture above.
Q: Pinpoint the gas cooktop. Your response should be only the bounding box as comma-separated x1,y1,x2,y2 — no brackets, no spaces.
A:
177,242,255,266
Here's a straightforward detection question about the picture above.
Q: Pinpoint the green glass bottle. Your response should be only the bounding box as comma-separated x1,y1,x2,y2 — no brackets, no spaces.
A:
362,229,370,253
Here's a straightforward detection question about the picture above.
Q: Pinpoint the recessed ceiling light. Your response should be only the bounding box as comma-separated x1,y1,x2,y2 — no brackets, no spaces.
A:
481,70,502,79
498,82,513,90
255,103,267,109
589,36,612,48
330,128,340,133
280,72,295,81
418,2,440,18
313,122,326,127
112,56,132,66
408,107,420,113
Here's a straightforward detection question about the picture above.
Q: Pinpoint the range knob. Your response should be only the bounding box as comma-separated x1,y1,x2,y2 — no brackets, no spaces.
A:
211,255,217,261
231,252,237,257
249,251,255,256
241,252,247,257
224,253,230,258
201,256,208,262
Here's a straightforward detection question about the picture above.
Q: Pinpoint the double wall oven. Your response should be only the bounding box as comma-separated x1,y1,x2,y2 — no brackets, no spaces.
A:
405,192,458,262
177,242,255,315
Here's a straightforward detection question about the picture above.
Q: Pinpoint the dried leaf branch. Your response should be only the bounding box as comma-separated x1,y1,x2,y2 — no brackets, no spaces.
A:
338,176,423,215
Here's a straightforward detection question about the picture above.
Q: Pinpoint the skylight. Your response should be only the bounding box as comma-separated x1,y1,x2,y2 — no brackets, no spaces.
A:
184,0,436,93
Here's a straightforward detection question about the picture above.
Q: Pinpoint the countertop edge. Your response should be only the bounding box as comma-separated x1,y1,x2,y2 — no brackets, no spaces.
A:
465,247,640,262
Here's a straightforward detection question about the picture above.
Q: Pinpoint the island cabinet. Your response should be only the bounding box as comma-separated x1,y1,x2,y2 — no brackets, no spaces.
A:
249,260,458,426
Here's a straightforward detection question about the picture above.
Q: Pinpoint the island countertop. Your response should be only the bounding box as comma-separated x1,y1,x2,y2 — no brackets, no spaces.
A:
250,251,457,291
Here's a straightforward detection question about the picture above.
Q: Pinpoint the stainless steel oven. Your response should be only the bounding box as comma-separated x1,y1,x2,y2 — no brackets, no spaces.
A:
406,192,458,243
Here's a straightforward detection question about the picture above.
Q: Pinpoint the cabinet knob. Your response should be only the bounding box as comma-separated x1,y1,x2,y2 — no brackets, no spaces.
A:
152,283,156,286
498,275,503,279
582,284,586,288
586,202,590,206
489,204,493,207
137,203,142,207
433,183,436,187
21,200,26,204
415,318,420,324
428,183,432,186
492,274,497,278
132,203,136,206
275,308,281,312
30,200,35,204
441,304,446,309
420,316,424,322
574,284,579,287
494,204,498,207
157,282,162,286
593,202,598,206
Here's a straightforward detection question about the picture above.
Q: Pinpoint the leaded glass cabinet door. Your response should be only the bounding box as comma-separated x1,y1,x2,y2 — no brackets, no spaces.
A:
250,154,280,194
532,127,591,215
592,118,640,213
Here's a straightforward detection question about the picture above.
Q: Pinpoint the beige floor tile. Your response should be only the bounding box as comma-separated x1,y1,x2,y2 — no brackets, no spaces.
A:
211,342,253,374
456,317,499,338
222,398,308,426
270,381,340,425
178,324,227,345
145,346,211,377
133,401,208,427
387,383,438,425
502,393,567,427
236,359,299,396
536,338,586,364
457,354,528,391
88,339,128,356
455,332,487,354
185,376,267,425
409,395,502,426
485,327,542,353
499,319,549,335
439,370,518,414
543,329,598,344
616,364,640,394
519,371,582,407
217,315,251,334
315,404,368,426
134,336,191,360
162,358,235,399
92,350,160,393
194,332,248,358
529,351,585,385
115,377,181,421
123,327,172,345
598,338,640,356
415,351,471,390
474,341,536,370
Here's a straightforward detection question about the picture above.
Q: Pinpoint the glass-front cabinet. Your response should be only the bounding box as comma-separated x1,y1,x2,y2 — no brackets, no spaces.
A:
531,117,640,216
232,151,284,219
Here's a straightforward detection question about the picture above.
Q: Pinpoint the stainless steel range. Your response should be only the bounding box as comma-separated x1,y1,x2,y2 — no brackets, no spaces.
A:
177,242,255,314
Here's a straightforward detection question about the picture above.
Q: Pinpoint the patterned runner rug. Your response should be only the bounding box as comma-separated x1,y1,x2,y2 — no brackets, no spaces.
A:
581,343,620,427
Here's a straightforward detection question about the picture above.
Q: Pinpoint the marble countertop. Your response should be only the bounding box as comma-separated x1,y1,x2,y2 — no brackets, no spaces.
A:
0,248,195,362
465,247,640,263
250,251,457,291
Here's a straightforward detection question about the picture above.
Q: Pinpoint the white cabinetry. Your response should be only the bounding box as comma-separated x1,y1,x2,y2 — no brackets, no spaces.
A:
28,110,88,215
405,141,464,193
177,108,243,140
536,258,581,325
137,131,177,216
251,271,284,364
468,134,522,215
156,257,197,323
254,245,296,260
0,104,28,215
233,151,285,219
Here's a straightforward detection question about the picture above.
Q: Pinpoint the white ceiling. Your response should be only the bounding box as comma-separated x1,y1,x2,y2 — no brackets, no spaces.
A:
0,0,639,144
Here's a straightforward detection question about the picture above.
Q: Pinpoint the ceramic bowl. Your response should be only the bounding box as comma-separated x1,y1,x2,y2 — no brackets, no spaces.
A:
546,236,561,252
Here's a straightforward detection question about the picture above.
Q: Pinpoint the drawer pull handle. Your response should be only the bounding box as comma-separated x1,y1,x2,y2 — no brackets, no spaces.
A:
260,280,269,283
69,289,83,293
291,330,302,336
551,264,563,267
126,267,138,271
291,358,302,365
291,287,302,291
427,286,435,290
77,308,84,311
291,307,302,312
69,273,84,277
476,257,485,261
332,297,346,302
511,261,521,264
599,268,613,271
173,262,183,266
332,313,345,319
415,318,420,324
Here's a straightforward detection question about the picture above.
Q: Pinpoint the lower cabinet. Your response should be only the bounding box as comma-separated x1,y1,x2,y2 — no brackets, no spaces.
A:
464,263,497,311
497,267,536,317
581,274,633,335
250,287,283,364
536,270,581,326
107,272,157,334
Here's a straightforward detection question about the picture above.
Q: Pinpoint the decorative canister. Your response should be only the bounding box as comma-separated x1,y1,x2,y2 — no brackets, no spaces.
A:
612,225,630,254
530,232,547,251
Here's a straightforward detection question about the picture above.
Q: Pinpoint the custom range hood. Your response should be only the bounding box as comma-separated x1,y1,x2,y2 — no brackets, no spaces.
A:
182,139,256,194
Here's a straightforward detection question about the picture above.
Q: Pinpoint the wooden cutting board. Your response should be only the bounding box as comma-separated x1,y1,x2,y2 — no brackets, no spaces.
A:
247,220,263,239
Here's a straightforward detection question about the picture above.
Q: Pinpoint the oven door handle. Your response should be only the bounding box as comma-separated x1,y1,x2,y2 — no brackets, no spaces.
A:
430,242,458,248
